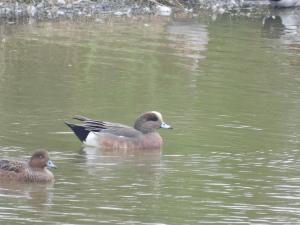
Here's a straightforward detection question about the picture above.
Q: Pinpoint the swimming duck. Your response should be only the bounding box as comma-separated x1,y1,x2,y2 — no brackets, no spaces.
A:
0,150,56,183
65,111,172,150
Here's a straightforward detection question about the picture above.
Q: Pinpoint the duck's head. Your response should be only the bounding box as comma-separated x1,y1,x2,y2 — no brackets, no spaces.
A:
29,150,57,169
134,111,172,134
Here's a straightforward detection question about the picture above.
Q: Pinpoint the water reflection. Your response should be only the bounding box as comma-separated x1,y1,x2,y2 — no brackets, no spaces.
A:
0,10,300,224
0,37,5,78
262,8,300,67
0,181,54,222
80,146,162,176
166,17,208,71
262,8,300,43
81,146,162,159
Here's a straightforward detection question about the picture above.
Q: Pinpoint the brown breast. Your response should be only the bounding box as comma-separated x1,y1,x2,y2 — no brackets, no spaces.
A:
100,132,163,150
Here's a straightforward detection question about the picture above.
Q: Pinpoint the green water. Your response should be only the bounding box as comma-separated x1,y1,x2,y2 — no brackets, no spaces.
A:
0,9,299,224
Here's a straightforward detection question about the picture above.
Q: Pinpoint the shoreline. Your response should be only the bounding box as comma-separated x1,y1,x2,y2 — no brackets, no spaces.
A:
0,0,281,24
0,0,166,23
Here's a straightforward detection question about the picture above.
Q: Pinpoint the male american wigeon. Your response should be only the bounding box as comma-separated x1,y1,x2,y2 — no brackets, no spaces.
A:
65,111,172,149
0,150,56,183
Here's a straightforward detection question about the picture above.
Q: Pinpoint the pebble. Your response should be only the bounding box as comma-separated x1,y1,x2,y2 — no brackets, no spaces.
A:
156,4,172,16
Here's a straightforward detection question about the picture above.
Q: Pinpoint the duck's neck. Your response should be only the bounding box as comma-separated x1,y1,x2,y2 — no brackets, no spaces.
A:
134,123,156,134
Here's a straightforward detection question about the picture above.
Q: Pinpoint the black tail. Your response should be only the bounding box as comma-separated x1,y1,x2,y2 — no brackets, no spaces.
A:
64,121,90,142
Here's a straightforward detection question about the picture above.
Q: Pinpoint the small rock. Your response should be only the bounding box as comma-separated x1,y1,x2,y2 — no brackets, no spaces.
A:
156,4,172,16
36,2,44,9
27,5,37,17
218,8,225,14
113,8,131,17
57,10,65,16
143,6,151,13
184,8,193,13
114,11,124,16
57,0,66,5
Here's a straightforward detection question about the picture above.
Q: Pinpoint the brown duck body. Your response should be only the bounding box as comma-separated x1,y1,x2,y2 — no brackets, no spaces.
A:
97,132,163,150
65,111,172,150
0,150,56,183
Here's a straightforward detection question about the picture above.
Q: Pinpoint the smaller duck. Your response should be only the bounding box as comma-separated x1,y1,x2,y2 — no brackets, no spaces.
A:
65,111,172,150
269,0,300,8
0,150,56,183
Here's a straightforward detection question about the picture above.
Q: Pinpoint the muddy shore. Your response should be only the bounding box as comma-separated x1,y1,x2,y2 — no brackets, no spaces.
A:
0,0,273,24
0,0,166,22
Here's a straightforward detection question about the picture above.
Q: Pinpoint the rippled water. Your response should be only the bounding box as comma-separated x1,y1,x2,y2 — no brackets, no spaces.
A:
0,6,300,225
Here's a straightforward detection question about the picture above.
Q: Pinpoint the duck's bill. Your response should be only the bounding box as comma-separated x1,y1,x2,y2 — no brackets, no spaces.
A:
161,122,172,129
47,160,57,169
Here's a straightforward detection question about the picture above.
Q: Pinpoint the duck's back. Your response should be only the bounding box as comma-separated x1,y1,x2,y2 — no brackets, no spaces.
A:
0,159,27,181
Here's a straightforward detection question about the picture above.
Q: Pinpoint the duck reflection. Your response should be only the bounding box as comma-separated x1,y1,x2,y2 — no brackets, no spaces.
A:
79,146,162,179
269,0,300,8
262,8,300,43
80,146,162,166
262,8,300,66
0,181,54,210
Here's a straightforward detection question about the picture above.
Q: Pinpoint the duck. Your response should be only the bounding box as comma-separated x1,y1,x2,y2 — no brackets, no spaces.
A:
269,0,300,8
0,150,56,183
65,111,172,150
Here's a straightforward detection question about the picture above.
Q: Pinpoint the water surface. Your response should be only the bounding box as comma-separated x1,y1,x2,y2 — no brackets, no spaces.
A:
0,8,300,224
